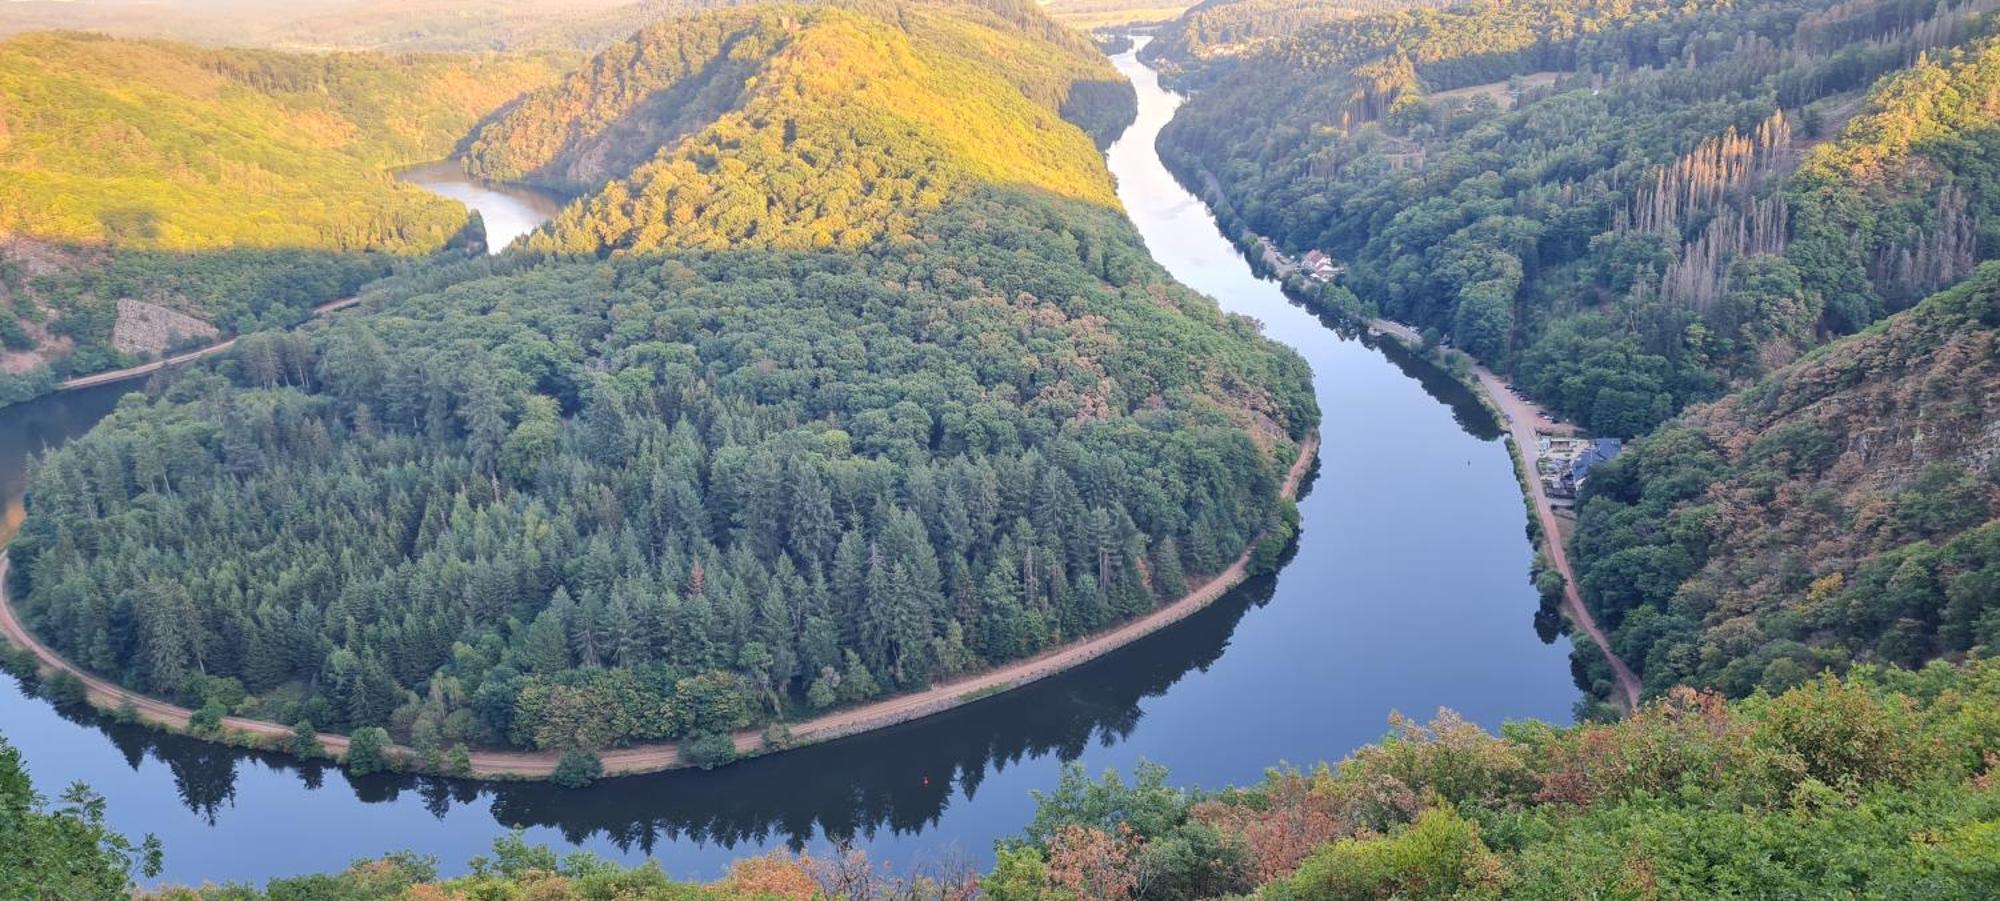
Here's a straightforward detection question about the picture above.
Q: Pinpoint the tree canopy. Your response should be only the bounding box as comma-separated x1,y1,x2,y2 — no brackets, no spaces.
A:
9,1,1314,761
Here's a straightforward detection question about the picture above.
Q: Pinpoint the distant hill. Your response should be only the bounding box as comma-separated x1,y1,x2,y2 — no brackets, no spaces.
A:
0,32,566,400
1039,0,1196,30
1140,0,1452,83
491,0,1136,252
0,0,727,52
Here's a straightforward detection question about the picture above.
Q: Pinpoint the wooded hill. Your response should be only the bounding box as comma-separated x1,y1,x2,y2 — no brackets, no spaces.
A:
1568,263,1998,710
7,0,1316,768
1141,0,1458,85
0,32,569,403
1157,0,2000,437
0,0,718,53
476,0,1138,252
1147,0,2000,710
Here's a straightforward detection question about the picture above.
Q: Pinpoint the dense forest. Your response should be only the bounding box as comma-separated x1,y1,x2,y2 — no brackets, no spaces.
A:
0,32,568,403
1141,0,1458,84
14,658,1999,896
1157,0,2000,438
7,0,1315,766
464,0,1133,195
1567,263,1998,707
514,0,1137,254
1150,0,2000,711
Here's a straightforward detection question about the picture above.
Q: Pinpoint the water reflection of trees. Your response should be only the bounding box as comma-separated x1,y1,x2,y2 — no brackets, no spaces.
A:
27,558,1299,855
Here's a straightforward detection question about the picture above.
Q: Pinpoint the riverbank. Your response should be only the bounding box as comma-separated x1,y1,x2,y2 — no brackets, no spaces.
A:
1363,319,1642,709
53,296,363,393
0,433,1317,781
1154,140,1641,710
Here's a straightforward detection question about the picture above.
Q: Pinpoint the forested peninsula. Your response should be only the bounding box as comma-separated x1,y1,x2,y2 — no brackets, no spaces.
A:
3,0,1318,778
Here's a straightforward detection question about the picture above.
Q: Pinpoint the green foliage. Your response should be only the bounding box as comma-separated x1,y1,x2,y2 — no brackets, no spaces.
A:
1005,660,2000,898
0,32,560,252
1264,806,1502,900
1157,0,2000,436
983,845,1053,900
1570,266,2000,703
525,1,1130,254
14,180,1314,751
551,749,604,788
188,701,226,736
683,732,738,770
0,33,564,392
0,735,160,898
290,721,323,760
44,670,87,709
1025,760,1193,847
345,727,392,776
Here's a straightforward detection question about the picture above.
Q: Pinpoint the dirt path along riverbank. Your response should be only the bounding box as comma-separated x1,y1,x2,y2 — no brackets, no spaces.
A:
0,434,1318,779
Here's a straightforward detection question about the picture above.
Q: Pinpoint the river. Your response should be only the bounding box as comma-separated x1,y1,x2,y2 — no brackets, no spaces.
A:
0,43,1576,887
399,161,565,254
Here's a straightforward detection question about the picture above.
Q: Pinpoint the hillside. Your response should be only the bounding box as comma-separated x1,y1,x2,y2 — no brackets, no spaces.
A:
1141,0,1451,84
5,0,1316,771
1141,0,2000,714
16,658,1999,896
0,32,567,401
1041,0,1196,30
1156,0,2000,438
466,0,1136,199
0,0,715,52
1568,263,1999,704
483,0,1136,253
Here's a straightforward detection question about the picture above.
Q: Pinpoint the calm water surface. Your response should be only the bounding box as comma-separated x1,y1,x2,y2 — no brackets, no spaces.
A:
400,161,566,253
0,45,1575,887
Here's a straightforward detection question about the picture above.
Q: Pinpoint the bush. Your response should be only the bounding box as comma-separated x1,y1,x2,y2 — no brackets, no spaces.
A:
0,643,37,678
551,750,603,788
684,732,737,770
449,745,474,777
188,701,227,736
290,720,323,759
346,727,391,776
44,671,88,709
1263,807,1503,900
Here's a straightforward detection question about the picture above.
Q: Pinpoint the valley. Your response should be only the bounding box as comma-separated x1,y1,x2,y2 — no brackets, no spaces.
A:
0,33,1575,886
4,0,1997,894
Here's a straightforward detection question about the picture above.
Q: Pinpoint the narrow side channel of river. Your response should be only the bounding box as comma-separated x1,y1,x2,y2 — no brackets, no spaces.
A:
0,44,1576,887
400,161,565,255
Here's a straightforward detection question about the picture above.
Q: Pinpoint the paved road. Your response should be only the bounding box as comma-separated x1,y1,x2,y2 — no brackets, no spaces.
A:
0,435,1318,778
57,296,363,391
1370,319,1644,710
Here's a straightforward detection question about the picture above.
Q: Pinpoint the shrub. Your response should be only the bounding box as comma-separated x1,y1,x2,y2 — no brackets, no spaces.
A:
290,720,323,759
551,750,603,788
346,727,391,776
188,701,227,736
1263,807,1504,900
45,671,88,709
684,732,737,770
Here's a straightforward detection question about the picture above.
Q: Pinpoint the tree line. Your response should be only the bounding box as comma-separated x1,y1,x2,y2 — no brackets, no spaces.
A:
11,185,1315,761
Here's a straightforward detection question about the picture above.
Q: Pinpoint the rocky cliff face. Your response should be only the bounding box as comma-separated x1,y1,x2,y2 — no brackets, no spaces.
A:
109,298,218,357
